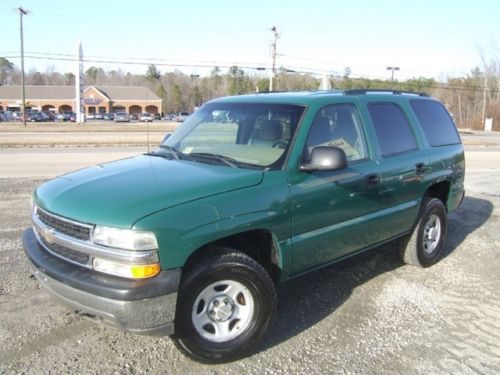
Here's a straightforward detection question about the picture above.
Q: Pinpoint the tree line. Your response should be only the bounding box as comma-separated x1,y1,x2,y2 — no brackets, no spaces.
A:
0,56,498,130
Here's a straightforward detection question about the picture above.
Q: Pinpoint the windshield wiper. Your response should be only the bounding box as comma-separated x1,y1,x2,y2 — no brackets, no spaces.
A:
158,145,182,160
187,152,239,168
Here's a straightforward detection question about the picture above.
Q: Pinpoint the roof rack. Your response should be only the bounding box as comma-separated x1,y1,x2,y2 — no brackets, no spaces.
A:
344,89,429,97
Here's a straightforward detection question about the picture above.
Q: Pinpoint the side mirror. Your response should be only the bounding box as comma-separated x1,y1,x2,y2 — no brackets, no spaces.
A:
300,146,348,172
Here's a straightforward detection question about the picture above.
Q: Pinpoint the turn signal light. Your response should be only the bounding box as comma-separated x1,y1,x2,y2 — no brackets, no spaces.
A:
130,263,161,278
93,258,161,279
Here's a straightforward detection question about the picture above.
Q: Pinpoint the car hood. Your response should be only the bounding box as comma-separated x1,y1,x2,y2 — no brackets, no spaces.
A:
34,155,264,228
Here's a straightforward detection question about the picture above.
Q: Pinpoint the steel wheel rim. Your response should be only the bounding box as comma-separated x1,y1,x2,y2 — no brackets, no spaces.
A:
191,279,255,343
422,214,441,254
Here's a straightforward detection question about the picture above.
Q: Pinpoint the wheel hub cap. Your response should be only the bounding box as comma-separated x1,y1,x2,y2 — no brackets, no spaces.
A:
423,214,441,254
208,296,234,322
191,279,255,343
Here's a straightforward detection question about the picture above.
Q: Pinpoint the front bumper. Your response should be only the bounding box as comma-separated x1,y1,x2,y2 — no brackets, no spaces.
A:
23,228,181,336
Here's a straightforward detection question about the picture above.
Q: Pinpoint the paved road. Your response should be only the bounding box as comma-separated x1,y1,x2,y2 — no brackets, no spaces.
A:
1,142,499,197
0,147,147,178
460,130,500,146
0,132,167,147
463,145,500,197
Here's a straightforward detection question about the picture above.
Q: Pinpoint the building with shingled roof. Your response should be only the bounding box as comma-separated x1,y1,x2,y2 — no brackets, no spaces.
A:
0,85,162,116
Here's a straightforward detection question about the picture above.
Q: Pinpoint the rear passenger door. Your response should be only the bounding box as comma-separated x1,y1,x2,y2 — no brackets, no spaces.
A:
365,101,428,240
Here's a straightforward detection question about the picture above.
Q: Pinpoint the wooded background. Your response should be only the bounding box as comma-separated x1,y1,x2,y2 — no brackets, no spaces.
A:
1,56,498,130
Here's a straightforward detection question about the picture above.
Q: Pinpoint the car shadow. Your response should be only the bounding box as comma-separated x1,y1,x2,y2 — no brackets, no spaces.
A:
257,195,493,353
442,195,493,258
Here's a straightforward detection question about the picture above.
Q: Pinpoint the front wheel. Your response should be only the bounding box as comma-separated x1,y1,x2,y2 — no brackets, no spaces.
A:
401,198,448,267
173,249,277,363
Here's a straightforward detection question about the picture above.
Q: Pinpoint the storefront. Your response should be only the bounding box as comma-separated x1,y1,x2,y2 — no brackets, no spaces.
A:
0,85,162,115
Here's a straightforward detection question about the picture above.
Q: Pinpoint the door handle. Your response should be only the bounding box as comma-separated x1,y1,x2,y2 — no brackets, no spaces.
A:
415,162,427,175
366,174,381,186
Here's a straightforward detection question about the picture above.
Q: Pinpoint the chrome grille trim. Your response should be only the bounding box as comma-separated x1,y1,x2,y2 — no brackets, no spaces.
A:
36,206,93,240
35,230,93,269
32,206,159,266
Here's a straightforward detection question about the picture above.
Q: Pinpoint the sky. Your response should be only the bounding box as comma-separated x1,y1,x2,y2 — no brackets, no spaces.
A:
0,0,499,81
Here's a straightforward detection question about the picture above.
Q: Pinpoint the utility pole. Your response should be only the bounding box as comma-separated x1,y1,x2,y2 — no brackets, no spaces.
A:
17,7,29,127
481,72,487,126
269,26,280,91
386,66,400,83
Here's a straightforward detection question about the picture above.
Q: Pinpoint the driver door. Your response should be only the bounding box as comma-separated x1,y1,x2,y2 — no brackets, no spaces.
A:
289,103,382,274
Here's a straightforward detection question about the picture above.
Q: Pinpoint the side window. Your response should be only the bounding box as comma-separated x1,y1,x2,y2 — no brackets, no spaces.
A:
368,103,417,157
306,104,368,162
410,100,460,146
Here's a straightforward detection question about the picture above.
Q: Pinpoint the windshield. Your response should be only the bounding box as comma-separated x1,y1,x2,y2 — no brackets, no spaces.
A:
162,102,305,168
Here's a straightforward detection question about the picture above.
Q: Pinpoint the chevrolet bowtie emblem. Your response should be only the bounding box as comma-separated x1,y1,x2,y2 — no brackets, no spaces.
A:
43,227,56,244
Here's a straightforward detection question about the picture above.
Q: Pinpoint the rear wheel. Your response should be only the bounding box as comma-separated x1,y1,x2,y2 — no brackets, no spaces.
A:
173,248,277,363
402,198,448,267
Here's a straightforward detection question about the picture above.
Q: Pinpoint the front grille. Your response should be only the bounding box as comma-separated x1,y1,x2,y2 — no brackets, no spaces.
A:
39,236,91,266
37,209,91,241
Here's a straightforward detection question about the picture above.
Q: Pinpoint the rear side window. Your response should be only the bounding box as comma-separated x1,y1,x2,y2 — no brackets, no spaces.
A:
410,100,460,146
368,103,417,157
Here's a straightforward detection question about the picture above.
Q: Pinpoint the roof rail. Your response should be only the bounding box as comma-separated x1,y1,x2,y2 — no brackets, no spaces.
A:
344,89,429,97
254,90,288,94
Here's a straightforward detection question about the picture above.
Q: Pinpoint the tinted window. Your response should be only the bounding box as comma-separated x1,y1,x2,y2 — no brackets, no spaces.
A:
410,100,460,146
368,103,417,157
306,104,368,162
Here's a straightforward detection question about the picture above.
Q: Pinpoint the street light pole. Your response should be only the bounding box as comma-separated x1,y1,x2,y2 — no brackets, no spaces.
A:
386,66,400,83
18,7,29,127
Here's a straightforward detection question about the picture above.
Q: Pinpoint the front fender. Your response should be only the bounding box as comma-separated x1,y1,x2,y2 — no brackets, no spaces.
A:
132,171,292,273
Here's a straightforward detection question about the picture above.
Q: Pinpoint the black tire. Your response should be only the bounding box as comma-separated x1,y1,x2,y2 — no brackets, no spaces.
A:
173,248,277,363
401,198,447,267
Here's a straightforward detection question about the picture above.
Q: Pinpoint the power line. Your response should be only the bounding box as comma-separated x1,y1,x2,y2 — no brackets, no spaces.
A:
9,50,460,78
7,51,491,89
2,54,498,94
4,54,268,71
15,51,267,69
2,49,491,83
280,53,466,78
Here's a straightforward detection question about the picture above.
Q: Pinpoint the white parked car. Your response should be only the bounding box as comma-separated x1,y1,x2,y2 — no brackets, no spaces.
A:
114,112,130,122
139,112,154,122
176,111,190,122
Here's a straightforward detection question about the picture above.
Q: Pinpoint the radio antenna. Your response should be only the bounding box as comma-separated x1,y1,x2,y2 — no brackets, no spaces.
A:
145,87,150,153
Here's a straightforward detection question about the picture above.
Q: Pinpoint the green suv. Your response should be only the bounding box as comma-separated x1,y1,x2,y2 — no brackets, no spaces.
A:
23,89,465,363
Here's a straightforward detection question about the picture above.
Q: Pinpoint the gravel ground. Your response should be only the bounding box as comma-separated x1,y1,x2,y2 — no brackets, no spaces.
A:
0,177,499,374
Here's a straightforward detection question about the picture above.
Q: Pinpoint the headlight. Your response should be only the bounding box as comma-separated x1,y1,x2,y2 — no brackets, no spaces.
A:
93,257,161,279
92,226,158,251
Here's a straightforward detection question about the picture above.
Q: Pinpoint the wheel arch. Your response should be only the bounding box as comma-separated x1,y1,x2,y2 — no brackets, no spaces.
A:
183,229,283,284
423,180,451,210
